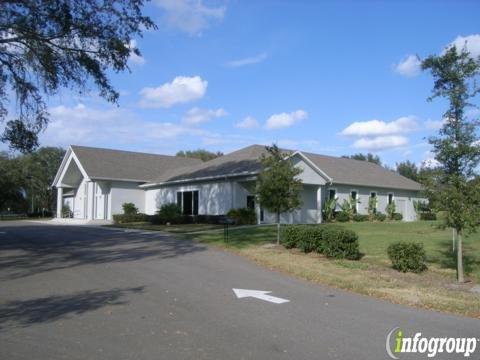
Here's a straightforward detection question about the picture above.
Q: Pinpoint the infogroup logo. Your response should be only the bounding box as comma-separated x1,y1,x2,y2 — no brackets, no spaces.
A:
386,327,478,359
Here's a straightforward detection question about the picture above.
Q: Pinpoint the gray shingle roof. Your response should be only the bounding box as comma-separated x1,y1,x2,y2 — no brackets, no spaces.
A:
302,152,422,191
146,144,422,191
148,145,269,184
71,145,202,182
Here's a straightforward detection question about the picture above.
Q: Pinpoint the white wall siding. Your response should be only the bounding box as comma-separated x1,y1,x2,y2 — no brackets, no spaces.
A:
145,180,245,215
110,181,145,215
326,184,421,221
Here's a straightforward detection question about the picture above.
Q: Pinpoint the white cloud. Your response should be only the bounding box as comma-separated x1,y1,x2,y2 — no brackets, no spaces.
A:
226,52,268,68
139,76,207,108
41,104,209,149
235,116,260,129
353,136,409,151
340,116,418,137
394,55,421,77
425,118,445,130
154,0,226,35
128,40,145,65
422,157,441,169
448,34,480,58
265,110,308,130
182,107,227,125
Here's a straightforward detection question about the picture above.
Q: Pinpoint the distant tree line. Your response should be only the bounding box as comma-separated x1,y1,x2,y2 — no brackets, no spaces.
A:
1,147,65,214
176,149,223,162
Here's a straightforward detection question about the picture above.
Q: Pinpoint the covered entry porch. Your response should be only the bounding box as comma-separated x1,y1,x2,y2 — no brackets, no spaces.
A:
55,152,111,220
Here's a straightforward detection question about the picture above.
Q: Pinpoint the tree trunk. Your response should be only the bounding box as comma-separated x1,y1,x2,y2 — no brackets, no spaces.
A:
457,230,464,283
452,228,456,253
276,212,280,245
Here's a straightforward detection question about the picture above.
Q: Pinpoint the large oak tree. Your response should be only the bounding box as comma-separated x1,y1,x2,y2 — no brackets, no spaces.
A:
0,0,155,152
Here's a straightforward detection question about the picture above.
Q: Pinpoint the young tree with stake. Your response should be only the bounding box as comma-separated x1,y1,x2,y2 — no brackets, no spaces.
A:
256,145,303,245
422,46,480,283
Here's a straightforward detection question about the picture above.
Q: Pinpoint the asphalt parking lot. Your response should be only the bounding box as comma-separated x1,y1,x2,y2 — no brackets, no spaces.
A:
0,221,478,360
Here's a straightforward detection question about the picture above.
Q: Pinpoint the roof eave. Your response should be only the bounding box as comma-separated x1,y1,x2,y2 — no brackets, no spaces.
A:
140,171,260,188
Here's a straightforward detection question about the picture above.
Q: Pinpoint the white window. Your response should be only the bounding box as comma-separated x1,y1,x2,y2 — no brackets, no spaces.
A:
350,190,358,213
328,188,337,200
370,191,377,213
388,193,395,205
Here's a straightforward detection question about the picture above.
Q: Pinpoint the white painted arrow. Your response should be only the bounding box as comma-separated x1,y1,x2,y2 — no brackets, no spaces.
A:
232,288,290,304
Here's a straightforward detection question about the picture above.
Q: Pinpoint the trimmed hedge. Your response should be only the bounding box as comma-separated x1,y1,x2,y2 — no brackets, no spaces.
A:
352,214,369,222
157,203,181,222
420,212,436,221
281,225,361,260
393,213,403,221
148,214,227,225
227,207,256,225
113,213,149,224
387,242,427,273
282,225,305,249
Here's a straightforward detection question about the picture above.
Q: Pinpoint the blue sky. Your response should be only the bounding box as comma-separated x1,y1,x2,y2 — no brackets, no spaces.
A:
12,0,480,167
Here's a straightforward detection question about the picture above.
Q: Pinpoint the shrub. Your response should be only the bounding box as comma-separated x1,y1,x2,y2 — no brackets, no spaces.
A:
281,224,361,260
393,213,403,221
387,242,427,273
319,226,361,260
375,212,387,222
367,196,378,221
61,204,72,218
352,214,369,222
281,225,306,249
420,212,437,221
297,227,320,253
227,207,256,225
113,213,148,224
335,211,350,222
385,202,396,220
157,203,181,222
122,202,138,215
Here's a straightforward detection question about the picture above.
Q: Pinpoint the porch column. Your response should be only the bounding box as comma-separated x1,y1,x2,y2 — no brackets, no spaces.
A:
86,181,95,220
316,186,322,224
255,202,261,225
56,187,63,218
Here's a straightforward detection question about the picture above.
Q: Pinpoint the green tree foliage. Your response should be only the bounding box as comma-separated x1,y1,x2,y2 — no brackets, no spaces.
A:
0,146,64,213
256,145,303,244
0,152,26,212
176,149,223,162
422,46,480,283
0,0,155,152
396,160,419,181
22,147,65,213
342,153,382,165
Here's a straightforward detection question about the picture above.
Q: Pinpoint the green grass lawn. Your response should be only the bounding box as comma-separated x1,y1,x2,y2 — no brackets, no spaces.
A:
114,220,480,281
337,221,480,281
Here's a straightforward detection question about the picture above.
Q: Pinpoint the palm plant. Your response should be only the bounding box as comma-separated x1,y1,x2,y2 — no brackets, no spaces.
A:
323,198,337,222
